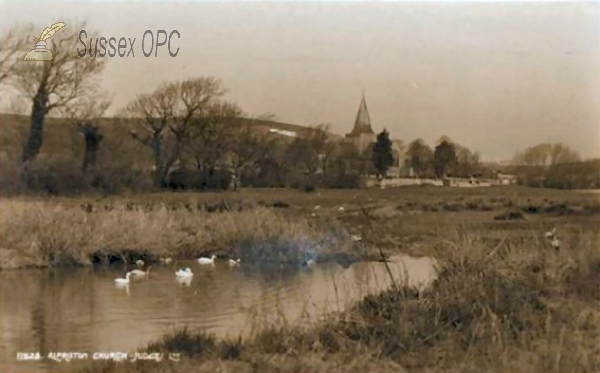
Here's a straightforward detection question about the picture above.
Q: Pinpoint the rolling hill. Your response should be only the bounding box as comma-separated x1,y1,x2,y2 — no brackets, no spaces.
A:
0,113,341,167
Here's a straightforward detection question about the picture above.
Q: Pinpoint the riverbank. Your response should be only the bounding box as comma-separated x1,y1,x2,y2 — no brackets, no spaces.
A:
1,186,598,269
0,199,368,269
82,225,600,373
2,186,599,372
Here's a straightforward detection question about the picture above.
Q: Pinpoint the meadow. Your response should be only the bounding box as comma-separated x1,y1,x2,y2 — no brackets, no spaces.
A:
1,185,598,269
1,185,599,372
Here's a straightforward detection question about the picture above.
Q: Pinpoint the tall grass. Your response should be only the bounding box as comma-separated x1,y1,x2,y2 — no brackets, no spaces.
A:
0,199,338,268
83,225,600,373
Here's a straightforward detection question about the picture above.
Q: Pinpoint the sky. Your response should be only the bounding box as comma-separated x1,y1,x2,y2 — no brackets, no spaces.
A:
1,0,599,161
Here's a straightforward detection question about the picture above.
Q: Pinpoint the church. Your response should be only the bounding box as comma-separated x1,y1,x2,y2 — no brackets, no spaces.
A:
337,92,405,178
244,91,407,179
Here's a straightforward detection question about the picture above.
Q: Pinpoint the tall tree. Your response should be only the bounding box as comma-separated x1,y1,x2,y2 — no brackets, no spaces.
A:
405,139,433,178
512,142,581,188
454,143,481,177
10,23,106,166
513,143,580,166
125,77,231,187
326,143,363,188
372,129,394,180
282,124,333,185
225,123,272,191
63,96,111,172
308,123,334,177
184,100,242,172
253,137,287,187
548,143,581,165
286,137,317,178
433,139,457,178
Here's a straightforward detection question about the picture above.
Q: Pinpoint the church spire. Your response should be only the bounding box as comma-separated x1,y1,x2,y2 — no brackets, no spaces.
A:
347,91,374,137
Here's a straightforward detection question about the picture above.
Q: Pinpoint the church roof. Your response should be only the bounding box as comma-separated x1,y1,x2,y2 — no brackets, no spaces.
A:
346,92,375,137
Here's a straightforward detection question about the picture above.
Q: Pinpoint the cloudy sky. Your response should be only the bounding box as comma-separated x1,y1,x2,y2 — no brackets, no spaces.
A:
1,0,598,161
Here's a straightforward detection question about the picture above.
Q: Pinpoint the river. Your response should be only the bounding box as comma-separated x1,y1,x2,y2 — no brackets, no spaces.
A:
0,254,436,372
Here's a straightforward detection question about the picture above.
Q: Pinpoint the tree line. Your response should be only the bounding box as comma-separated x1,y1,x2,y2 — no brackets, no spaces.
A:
510,143,599,189
0,23,595,194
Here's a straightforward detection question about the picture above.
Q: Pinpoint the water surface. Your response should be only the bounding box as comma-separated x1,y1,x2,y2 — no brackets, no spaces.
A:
0,254,436,372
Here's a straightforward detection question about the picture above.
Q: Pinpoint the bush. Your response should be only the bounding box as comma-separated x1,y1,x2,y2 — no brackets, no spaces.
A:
322,172,363,189
166,168,232,191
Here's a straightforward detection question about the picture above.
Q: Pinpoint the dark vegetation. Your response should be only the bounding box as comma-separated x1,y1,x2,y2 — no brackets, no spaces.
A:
2,112,596,197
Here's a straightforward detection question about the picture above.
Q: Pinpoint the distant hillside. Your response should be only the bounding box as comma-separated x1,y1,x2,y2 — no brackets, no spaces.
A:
0,113,340,166
226,117,343,141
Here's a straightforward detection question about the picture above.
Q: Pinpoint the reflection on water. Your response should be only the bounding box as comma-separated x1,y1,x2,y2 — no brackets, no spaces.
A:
0,254,436,373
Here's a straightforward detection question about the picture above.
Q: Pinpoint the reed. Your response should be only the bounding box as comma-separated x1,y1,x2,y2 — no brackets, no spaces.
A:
0,199,334,268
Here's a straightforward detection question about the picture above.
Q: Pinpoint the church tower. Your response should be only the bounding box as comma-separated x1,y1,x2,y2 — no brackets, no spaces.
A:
345,91,377,154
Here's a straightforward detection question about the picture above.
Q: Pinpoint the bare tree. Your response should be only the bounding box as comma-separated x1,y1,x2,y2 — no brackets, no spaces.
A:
225,121,273,191
0,28,28,84
308,123,334,176
514,143,552,166
282,124,334,187
512,142,582,187
125,77,230,187
126,83,178,187
405,139,434,178
63,97,111,172
548,143,581,165
454,143,481,177
9,23,106,166
514,143,580,167
286,137,316,178
184,100,241,172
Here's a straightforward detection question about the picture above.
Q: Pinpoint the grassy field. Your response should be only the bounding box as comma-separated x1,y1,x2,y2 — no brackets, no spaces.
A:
1,185,598,269
1,185,599,372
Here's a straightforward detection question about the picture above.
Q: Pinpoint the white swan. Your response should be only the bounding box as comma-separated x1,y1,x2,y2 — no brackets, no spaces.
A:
198,255,216,265
176,276,192,287
135,259,145,267
130,266,151,277
175,267,193,278
115,272,132,284
228,258,241,267
545,227,556,239
551,237,561,250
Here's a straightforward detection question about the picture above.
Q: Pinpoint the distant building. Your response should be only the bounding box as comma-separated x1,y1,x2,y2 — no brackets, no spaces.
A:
338,92,405,178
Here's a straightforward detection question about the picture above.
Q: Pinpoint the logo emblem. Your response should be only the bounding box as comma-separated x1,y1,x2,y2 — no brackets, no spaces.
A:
23,22,66,61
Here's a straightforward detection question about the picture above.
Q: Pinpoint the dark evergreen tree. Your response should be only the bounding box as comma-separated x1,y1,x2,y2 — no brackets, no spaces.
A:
372,129,394,180
433,139,457,178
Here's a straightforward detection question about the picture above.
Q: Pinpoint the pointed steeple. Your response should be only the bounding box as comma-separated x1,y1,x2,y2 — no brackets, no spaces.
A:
347,91,374,137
